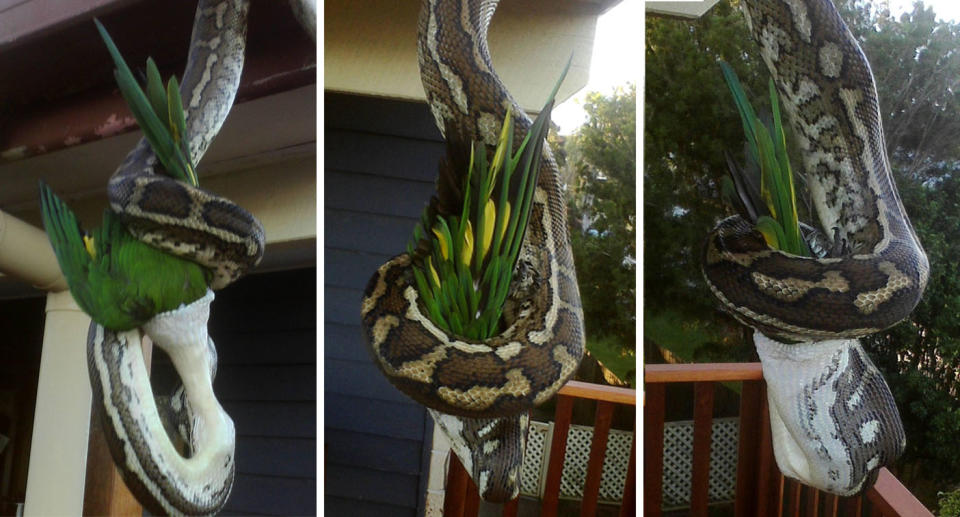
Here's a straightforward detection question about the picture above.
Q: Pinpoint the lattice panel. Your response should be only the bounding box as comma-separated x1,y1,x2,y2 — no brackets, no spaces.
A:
520,420,634,503
520,421,550,496
598,429,633,501
661,417,739,507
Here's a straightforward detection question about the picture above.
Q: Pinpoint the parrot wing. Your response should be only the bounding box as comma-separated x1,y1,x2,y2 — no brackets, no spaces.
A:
39,181,99,317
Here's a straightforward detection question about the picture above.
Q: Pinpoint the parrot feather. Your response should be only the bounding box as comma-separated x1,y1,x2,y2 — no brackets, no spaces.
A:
40,181,210,330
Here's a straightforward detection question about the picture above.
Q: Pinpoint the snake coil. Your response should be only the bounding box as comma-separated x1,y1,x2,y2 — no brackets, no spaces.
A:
703,0,929,341
360,0,585,501
85,0,281,514
703,0,929,495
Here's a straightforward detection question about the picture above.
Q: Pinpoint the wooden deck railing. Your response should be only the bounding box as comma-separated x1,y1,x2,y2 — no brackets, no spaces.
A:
644,363,934,517
443,380,637,517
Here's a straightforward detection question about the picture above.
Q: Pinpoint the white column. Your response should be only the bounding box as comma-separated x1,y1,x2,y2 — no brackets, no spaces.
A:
424,420,453,517
23,290,92,516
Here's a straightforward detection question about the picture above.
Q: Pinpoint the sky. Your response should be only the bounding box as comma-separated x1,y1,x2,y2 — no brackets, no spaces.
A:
887,0,960,21
552,0,960,135
553,1,641,134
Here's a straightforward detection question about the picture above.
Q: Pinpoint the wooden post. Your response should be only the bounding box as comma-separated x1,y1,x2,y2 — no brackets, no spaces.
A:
735,380,763,517
643,383,666,517
444,452,470,517
542,395,574,516
580,401,614,516
690,382,715,516
502,496,519,517
82,334,152,515
23,291,91,516
619,429,636,517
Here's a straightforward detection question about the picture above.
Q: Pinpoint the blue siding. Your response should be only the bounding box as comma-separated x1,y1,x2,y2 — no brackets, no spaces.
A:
324,92,445,517
210,268,317,516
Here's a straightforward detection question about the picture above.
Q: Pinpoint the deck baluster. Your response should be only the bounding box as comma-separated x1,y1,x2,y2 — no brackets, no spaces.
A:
619,429,636,517
541,395,574,516
580,401,615,516
644,383,666,517
690,381,716,516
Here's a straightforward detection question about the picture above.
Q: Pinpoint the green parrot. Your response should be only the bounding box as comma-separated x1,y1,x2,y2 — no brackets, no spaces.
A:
719,61,809,257
406,60,568,340
38,20,210,331
40,188,210,330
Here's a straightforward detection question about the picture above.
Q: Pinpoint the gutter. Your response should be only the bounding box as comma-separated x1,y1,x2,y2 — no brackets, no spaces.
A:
0,210,65,292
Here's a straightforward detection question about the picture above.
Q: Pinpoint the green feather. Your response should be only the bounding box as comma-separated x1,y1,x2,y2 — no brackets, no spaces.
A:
166,76,197,187
40,181,209,330
145,58,168,126
721,62,808,257
407,59,569,340
95,19,196,186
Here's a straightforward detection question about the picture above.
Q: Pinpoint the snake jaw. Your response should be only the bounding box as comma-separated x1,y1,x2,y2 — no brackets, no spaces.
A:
755,332,905,496
89,290,235,516
143,290,235,477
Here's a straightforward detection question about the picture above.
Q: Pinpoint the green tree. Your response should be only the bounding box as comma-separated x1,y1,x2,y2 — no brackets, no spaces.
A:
565,85,636,386
847,1,960,502
854,2,960,178
644,0,762,362
939,488,960,517
864,171,960,501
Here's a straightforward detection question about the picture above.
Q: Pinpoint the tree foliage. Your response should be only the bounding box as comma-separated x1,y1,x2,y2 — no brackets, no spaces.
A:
842,1,960,178
645,0,764,361
646,0,960,504
939,488,960,517
565,85,636,385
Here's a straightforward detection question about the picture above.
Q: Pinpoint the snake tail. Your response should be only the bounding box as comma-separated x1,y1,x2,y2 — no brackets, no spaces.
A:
429,409,528,502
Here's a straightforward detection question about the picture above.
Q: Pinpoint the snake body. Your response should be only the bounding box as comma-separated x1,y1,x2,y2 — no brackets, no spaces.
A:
703,0,929,495
703,0,929,342
85,1,270,514
107,0,263,291
360,0,584,501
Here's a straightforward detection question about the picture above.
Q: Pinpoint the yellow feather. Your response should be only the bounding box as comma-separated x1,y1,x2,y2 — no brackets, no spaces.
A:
83,235,96,259
428,256,441,288
462,220,474,267
432,226,449,261
482,200,495,259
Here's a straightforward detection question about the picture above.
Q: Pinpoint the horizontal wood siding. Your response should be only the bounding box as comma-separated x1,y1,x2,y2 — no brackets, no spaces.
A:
208,267,317,516
324,91,445,517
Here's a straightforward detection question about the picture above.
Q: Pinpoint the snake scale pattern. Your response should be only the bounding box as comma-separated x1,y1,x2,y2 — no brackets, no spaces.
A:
81,0,317,514
703,0,929,341
360,0,585,502
703,0,929,495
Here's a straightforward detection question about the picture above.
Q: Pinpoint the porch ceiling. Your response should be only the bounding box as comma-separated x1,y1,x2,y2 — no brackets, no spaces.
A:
324,0,622,111
646,0,723,19
0,0,316,164
0,1,317,298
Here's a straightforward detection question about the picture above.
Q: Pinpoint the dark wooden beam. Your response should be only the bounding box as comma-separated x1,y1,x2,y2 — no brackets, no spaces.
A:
82,334,152,515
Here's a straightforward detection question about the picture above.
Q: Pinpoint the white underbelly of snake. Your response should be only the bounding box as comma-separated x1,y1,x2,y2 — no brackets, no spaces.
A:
360,0,585,503
703,0,928,496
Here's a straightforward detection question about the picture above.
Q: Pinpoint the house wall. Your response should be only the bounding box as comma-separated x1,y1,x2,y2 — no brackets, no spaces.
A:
208,267,317,516
323,0,604,111
324,91,444,516
0,296,44,511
